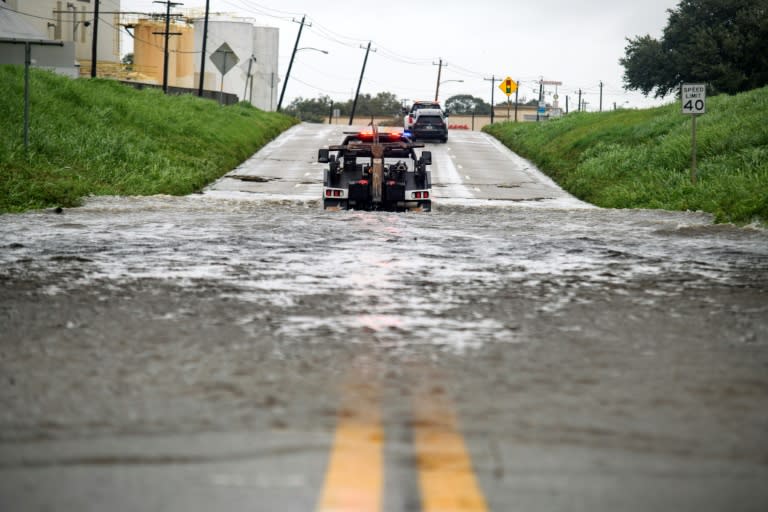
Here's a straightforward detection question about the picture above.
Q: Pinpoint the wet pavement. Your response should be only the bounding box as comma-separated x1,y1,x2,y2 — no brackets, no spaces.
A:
1,125,767,511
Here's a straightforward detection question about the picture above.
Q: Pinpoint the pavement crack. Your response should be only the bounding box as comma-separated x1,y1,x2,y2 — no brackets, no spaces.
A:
227,175,278,183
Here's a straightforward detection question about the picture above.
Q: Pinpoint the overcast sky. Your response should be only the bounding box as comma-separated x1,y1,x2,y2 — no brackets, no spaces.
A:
123,0,681,110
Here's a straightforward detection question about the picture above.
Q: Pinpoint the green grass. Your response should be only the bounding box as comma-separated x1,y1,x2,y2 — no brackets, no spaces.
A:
484,87,768,225
0,66,298,213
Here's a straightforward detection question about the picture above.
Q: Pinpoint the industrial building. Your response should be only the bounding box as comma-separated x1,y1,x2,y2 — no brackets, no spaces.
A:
0,0,122,76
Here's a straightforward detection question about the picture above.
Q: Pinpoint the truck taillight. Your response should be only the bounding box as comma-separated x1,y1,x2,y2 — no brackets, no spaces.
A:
408,115,414,124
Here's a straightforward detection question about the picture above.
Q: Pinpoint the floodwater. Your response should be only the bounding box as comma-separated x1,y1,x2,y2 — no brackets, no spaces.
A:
2,196,765,352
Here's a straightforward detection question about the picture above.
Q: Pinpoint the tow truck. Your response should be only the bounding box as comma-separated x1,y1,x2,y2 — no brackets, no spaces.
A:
319,125,433,211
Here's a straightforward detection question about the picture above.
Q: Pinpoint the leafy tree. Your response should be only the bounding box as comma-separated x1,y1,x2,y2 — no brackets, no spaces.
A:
336,92,402,117
445,94,491,114
121,53,134,71
283,95,333,123
621,0,768,97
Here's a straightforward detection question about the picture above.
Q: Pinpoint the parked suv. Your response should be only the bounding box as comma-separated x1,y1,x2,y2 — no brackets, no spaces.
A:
403,101,449,142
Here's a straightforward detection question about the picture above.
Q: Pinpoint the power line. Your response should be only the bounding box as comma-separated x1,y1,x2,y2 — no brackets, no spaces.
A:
0,4,58,22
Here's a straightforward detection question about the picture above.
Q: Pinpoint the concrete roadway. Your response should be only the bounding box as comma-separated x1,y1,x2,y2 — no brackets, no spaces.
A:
206,123,584,208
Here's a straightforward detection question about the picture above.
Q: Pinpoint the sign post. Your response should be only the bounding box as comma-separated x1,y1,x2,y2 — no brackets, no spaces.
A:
681,83,706,184
498,76,517,122
211,43,239,104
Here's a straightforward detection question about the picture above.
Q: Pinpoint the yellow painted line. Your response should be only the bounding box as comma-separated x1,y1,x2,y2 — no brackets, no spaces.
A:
413,386,489,512
316,376,384,512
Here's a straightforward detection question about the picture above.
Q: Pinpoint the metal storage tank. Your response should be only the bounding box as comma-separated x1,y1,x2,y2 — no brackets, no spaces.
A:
192,16,279,110
250,26,279,111
133,17,194,87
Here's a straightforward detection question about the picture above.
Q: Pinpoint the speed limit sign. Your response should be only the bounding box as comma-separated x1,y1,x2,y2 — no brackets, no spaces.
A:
681,83,706,114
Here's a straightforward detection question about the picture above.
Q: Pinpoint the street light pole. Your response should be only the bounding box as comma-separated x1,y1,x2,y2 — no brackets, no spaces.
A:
277,15,306,112
436,79,463,102
275,45,327,112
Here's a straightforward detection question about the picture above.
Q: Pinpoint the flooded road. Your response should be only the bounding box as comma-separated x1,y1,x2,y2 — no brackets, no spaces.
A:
1,125,767,511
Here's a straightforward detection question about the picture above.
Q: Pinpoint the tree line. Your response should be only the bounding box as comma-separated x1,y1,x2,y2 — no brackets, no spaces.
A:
281,93,542,123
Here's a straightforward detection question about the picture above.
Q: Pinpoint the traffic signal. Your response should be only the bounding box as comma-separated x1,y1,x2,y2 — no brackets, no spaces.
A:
505,79,512,94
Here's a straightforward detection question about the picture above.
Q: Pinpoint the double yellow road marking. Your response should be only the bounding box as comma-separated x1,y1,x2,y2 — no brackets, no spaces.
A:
317,372,488,512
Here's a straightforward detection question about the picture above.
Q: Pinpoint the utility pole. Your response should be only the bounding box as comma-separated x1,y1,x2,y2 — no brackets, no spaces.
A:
197,0,210,96
514,85,519,122
153,1,183,94
349,41,374,125
483,75,496,124
536,79,543,122
578,89,582,112
599,80,603,112
277,15,307,112
433,58,444,101
565,95,569,114
90,0,99,77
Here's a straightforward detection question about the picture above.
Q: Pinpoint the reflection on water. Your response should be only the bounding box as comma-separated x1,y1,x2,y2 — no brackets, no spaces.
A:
1,195,766,351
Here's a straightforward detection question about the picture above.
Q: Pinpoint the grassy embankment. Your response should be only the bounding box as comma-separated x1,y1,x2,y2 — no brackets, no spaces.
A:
0,66,298,213
484,87,768,225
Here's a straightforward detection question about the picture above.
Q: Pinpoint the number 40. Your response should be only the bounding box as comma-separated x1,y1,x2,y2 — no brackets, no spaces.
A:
684,99,704,111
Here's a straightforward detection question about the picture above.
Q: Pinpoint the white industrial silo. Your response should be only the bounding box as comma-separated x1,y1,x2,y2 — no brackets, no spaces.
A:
249,26,279,111
191,15,279,110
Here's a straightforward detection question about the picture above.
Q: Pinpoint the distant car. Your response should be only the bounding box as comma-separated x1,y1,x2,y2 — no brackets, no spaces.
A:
318,126,433,211
411,113,449,143
403,101,449,142
404,101,443,129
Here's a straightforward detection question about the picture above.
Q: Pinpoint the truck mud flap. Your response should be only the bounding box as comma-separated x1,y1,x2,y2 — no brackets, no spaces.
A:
384,184,405,202
348,183,370,201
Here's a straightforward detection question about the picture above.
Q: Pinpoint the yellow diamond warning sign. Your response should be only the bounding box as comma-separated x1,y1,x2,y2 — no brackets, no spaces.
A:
498,76,517,96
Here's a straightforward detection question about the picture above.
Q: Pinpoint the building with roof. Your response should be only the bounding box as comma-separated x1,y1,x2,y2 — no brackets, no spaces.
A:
0,0,122,76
